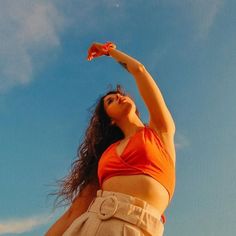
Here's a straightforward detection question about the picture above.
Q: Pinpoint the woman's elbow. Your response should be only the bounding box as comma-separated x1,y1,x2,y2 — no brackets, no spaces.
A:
131,63,146,75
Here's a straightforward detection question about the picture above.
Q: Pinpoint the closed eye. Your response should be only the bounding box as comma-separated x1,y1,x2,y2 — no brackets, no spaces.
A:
107,98,113,105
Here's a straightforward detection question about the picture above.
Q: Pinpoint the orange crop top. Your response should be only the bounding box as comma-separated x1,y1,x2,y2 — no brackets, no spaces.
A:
98,125,176,200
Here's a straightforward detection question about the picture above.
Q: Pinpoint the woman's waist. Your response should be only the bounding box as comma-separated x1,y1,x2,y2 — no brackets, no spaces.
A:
87,189,166,233
101,174,169,214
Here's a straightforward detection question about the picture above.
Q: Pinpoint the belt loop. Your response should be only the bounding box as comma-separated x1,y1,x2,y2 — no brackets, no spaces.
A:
97,189,102,197
134,197,146,208
137,206,145,227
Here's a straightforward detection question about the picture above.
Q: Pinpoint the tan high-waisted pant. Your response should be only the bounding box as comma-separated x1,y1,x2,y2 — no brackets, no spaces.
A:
63,190,164,236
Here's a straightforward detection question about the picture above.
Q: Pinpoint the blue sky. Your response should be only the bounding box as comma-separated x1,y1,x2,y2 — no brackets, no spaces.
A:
0,0,235,235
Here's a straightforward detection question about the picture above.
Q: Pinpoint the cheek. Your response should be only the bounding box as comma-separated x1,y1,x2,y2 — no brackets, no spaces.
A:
105,101,135,118
106,107,121,118
105,105,117,117
106,104,125,118
105,108,113,118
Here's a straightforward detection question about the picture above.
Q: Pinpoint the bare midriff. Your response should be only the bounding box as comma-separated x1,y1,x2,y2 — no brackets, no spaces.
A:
101,174,169,215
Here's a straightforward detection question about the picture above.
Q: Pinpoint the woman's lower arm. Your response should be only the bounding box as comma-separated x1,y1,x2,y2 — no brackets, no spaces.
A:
45,183,99,235
45,202,90,236
108,48,144,75
45,209,74,236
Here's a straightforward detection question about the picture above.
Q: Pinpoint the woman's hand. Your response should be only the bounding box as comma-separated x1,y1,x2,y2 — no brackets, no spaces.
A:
87,42,116,61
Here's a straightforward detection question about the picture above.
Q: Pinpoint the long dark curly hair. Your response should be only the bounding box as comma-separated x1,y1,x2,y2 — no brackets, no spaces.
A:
49,84,141,210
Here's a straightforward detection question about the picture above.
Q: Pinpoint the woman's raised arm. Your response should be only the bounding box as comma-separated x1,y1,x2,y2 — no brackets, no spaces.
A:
109,47,175,134
87,42,175,133
87,42,176,163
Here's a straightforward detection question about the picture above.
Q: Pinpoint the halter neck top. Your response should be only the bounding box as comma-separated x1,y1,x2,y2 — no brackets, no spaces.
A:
97,125,175,200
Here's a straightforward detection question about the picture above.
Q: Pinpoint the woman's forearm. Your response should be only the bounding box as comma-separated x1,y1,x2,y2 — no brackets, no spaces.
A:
45,209,74,236
45,183,99,236
108,48,144,75
45,198,92,236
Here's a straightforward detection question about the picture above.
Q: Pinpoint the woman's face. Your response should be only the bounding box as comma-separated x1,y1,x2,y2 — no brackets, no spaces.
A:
103,93,136,121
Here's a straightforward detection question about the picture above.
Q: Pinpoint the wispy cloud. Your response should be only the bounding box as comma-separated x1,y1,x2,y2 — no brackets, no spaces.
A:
190,0,224,39
164,0,224,39
0,1,65,93
0,214,53,235
175,132,190,150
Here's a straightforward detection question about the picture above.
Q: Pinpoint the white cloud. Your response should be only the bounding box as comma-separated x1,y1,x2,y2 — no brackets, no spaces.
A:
0,1,65,93
0,214,53,234
175,132,190,150
190,0,224,39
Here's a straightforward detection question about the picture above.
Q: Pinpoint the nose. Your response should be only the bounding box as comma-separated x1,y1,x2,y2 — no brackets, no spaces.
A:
116,94,124,103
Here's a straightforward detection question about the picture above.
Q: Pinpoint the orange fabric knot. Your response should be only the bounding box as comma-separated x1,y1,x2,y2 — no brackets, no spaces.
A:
101,42,116,55
87,42,116,61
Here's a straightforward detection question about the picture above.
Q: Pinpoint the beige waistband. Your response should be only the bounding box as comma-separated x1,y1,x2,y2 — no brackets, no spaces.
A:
87,190,164,236
97,190,161,217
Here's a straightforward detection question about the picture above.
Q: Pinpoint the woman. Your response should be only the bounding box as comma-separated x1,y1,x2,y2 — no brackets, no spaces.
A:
45,42,176,236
